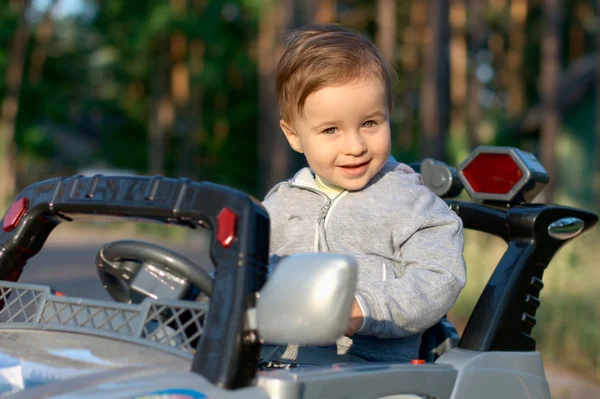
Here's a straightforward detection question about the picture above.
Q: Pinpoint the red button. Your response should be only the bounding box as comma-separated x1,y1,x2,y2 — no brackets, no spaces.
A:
2,197,29,232
411,359,426,365
217,207,238,248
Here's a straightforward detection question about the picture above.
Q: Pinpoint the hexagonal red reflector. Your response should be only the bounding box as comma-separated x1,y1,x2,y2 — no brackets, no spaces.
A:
217,207,238,248
2,197,29,233
461,153,523,195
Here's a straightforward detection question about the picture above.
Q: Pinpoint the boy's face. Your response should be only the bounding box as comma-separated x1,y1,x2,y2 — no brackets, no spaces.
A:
281,76,391,191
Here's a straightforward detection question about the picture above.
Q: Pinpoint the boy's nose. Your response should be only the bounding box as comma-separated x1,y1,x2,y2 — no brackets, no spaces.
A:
342,132,367,156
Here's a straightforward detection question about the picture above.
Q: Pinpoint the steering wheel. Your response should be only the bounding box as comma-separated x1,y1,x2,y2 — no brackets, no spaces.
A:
96,240,213,304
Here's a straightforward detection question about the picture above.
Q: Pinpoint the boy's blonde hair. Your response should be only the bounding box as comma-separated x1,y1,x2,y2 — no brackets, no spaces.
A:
276,24,396,122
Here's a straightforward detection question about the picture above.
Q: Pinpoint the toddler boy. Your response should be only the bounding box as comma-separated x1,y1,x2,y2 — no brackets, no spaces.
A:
261,24,466,364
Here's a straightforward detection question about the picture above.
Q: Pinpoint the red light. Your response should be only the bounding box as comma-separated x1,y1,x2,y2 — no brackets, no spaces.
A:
462,153,523,194
2,197,29,232
217,207,238,248
411,359,426,365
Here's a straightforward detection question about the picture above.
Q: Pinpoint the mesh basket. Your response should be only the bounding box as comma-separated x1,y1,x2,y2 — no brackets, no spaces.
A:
0,281,208,356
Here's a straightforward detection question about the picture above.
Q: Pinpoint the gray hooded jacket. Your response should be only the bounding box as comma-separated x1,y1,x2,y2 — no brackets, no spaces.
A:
262,160,466,362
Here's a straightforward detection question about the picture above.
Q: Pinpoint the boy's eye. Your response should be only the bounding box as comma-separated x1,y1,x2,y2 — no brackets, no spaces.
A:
362,121,376,128
323,127,337,135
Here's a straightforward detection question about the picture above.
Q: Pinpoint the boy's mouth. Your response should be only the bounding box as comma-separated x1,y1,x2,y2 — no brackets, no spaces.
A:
338,160,371,176
340,160,370,169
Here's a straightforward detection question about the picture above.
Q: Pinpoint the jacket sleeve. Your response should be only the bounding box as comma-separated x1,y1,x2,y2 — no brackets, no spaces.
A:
354,191,467,339
262,182,286,256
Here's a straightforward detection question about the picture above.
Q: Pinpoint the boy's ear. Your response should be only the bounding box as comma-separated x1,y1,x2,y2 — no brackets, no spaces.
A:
280,120,303,153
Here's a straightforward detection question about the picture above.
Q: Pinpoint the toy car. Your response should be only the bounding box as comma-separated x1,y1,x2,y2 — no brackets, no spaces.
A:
0,146,595,398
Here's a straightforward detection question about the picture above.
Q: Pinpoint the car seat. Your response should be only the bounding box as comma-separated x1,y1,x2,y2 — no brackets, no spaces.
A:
418,317,460,363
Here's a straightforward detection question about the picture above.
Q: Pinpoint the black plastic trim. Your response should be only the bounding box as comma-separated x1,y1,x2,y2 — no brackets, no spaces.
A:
447,200,598,352
0,175,270,389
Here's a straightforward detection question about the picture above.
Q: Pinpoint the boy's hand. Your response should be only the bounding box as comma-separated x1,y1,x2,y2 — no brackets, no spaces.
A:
344,298,364,337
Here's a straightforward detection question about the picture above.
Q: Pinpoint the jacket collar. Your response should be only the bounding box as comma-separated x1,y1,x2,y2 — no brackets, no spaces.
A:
289,167,319,190
288,159,403,192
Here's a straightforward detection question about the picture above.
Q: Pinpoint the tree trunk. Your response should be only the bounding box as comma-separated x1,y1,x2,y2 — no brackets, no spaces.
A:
466,0,486,148
183,38,205,180
420,0,450,161
177,0,207,180
147,38,173,176
314,0,337,23
568,3,585,62
376,0,398,151
170,31,194,178
146,0,190,177
376,0,397,66
449,0,467,141
0,0,30,210
28,0,57,84
258,0,294,197
594,0,600,199
506,0,528,117
538,0,562,203
488,3,508,106
258,0,325,196
398,0,427,149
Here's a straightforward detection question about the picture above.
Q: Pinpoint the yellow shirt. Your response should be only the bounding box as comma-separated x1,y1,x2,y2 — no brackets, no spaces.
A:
314,174,345,199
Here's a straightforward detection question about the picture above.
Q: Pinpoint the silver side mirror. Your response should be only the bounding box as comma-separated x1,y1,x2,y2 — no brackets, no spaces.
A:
255,253,358,346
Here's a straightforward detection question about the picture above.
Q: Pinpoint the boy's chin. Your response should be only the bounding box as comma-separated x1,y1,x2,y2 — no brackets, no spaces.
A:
337,179,369,192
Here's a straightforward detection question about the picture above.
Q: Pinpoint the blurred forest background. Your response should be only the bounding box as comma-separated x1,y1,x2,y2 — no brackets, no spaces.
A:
0,0,599,395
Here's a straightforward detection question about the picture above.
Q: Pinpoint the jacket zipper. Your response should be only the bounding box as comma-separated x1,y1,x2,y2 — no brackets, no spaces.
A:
317,199,332,252
287,180,345,253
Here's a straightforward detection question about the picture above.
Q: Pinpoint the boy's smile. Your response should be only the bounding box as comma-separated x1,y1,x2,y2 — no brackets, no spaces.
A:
280,77,392,191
